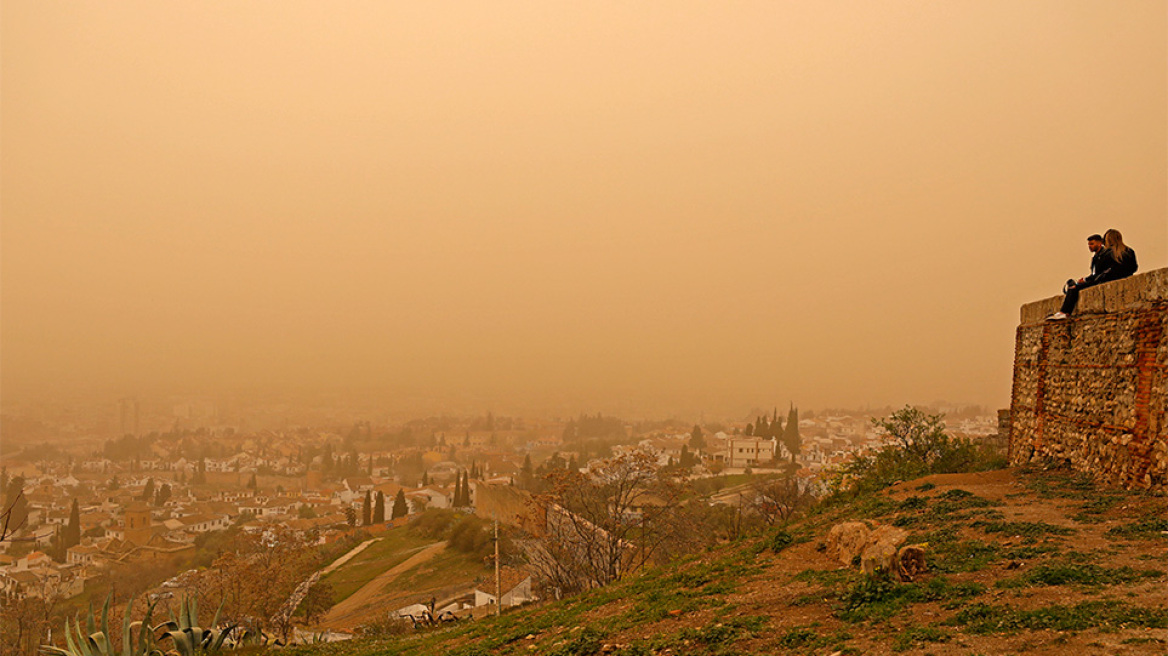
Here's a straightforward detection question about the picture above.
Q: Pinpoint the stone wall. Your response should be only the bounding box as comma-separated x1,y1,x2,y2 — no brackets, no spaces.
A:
1009,267,1167,490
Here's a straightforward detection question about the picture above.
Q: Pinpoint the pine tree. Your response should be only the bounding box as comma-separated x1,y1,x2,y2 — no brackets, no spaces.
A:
373,491,385,523
392,489,408,519
362,490,372,526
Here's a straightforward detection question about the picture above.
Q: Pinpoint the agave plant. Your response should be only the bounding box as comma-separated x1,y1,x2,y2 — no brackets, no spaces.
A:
156,595,235,656
41,594,164,656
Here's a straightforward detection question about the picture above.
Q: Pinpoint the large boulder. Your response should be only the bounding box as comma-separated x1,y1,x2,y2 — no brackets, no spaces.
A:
825,521,870,567
826,521,925,581
860,525,909,576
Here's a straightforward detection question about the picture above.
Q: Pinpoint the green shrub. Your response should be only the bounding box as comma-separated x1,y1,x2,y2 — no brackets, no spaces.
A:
828,407,1006,497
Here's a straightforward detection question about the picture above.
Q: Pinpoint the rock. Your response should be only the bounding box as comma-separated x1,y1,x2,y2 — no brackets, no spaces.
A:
896,544,928,581
860,526,908,577
825,521,870,566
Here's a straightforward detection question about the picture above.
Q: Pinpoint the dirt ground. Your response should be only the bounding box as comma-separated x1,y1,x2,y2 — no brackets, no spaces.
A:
538,468,1168,656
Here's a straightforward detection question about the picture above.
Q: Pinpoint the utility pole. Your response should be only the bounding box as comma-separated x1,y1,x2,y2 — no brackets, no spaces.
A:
494,514,501,617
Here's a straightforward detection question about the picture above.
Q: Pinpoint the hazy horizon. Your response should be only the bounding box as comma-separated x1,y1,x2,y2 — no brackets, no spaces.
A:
3,1,1166,416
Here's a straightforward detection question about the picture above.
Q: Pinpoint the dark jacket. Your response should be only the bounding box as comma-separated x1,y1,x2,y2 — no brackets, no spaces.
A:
1084,247,1138,285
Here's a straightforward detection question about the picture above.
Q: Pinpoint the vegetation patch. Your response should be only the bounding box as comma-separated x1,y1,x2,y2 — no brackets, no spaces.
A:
930,539,1002,573
1106,518,1168,541
545,627,605,656
996,562,1164,588
650,615,767,651
949,600,1168,634
891,625,951,652
970,520,1074,538
777,625,852,650
836,575,984,622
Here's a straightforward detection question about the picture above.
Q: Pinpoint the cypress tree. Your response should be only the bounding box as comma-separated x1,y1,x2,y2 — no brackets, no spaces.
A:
362,490,372,525
373,491,385,523
462,471,471,506
392,489,408,519
453,474,463,507
64,498,81,549
784,404,801,461
421,471,429,487
155,483,172,506
689,425,706,450
141,478,155,502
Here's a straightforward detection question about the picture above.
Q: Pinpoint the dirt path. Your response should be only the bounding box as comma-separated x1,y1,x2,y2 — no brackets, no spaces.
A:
317,541,447,631
321,537,380,575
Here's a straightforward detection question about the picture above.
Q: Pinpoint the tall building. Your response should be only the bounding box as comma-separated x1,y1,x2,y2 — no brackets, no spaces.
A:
123,502,153,545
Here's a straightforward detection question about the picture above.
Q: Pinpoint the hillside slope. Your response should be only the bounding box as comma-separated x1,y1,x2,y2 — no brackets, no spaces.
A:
288,467,1167,656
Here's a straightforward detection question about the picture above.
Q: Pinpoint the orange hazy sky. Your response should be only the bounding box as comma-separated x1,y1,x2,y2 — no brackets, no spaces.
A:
2,1,1165,415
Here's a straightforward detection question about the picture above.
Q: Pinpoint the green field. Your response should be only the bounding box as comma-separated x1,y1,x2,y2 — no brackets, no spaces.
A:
385,546,488,597
320,531,433,603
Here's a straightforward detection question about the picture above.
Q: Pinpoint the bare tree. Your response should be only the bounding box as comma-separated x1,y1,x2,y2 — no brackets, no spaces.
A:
0,489,28,544
742,475,815,527
525,450,687,595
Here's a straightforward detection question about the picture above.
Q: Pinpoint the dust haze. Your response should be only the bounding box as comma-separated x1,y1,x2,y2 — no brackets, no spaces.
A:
2,1,1165,416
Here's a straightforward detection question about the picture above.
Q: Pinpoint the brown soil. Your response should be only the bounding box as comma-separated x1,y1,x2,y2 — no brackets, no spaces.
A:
542,468,1168,656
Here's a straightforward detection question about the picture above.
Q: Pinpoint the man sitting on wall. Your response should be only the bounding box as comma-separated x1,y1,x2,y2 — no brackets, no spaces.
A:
1047,229,1138,321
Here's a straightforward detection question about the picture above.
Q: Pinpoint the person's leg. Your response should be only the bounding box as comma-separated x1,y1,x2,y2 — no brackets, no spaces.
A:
1060,286,1080,314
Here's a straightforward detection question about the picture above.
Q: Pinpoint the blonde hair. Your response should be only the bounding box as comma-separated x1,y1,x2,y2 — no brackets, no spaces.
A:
1104,229,1129,262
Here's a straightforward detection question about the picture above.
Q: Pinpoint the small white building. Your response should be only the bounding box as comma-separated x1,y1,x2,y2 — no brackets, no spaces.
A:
725,437,777,468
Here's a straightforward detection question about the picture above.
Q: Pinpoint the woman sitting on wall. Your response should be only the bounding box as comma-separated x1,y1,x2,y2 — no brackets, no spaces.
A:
1048,228,1138,321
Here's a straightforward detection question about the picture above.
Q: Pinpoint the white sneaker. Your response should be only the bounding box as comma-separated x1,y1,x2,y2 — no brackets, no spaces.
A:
1046,312,1068,321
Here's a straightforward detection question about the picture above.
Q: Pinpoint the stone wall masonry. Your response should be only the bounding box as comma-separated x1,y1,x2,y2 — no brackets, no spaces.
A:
1009,267,1167,490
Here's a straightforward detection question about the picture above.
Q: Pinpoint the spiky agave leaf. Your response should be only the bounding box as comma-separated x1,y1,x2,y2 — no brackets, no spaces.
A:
208,625,237,652
99,595,111,646
185,596,197,631
163,629,195,656
74,616,97,656
120,595,135,656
